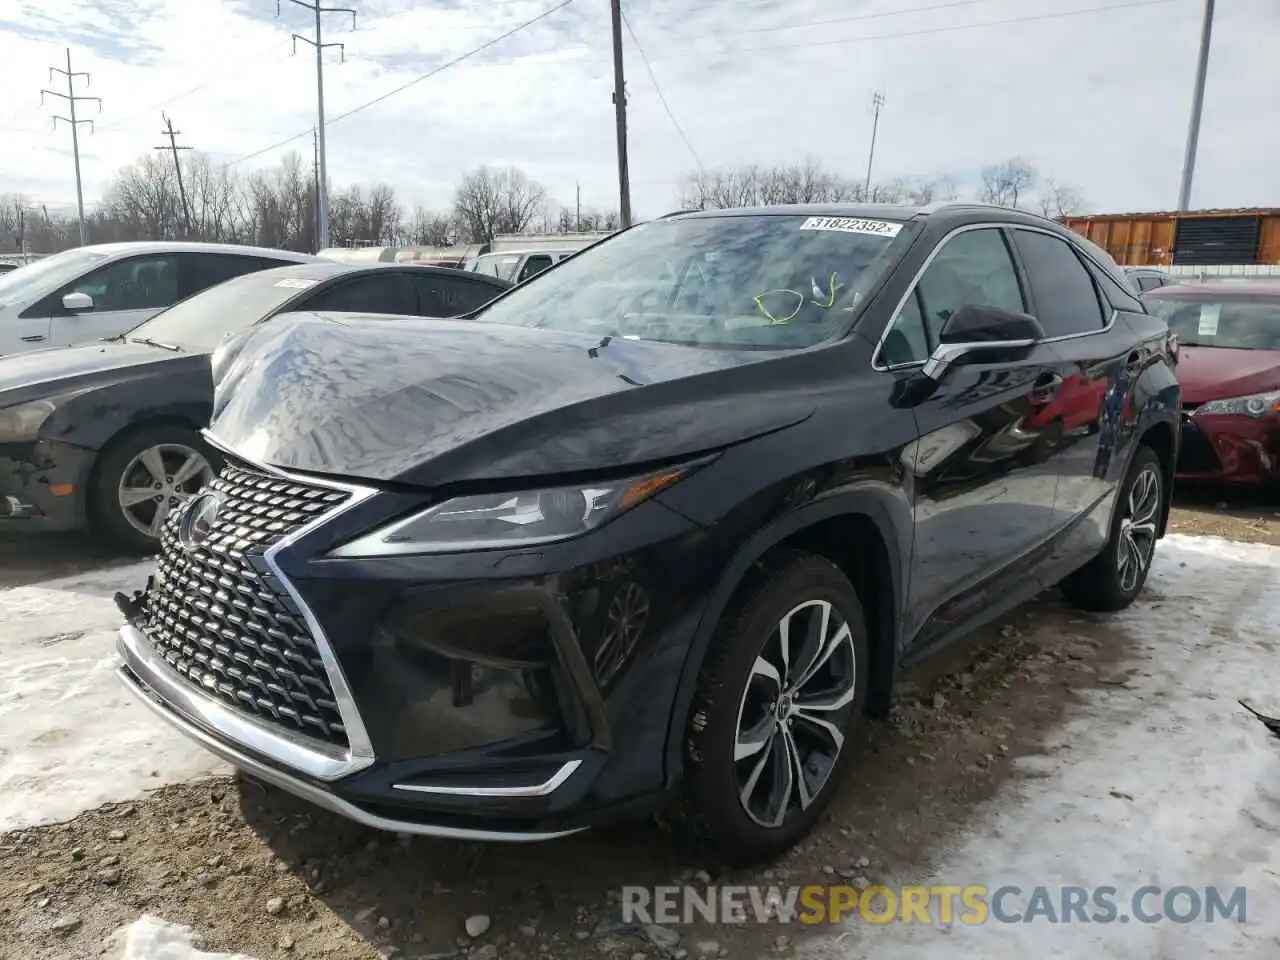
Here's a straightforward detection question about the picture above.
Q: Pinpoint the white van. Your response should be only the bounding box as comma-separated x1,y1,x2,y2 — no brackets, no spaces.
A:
0,241,316,356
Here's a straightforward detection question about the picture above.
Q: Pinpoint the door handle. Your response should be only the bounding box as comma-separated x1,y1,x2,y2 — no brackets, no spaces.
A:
1030,372,1063,403
20,335,47,343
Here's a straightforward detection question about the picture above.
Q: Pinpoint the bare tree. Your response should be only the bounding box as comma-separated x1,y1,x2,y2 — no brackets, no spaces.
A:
1037,178,1087,218
453,167,548,243
979,157,1037,208
405,207,454,246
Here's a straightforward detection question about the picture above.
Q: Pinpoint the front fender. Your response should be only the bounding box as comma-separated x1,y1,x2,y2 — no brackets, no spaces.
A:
662,485,912,787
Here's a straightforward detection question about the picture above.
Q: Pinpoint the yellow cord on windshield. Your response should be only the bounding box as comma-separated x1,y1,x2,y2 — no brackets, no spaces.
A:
752,272,841,324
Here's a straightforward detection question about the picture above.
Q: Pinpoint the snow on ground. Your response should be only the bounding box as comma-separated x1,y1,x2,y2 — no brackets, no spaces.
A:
106,915,257,960
809,534,1280,960
0,561,228,833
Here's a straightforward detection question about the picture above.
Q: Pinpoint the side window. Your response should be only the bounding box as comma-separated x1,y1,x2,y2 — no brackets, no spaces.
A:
304,274,412,315
1137,276,1162,293
880,228,1024,365
1012,230,1107,336
415,276,501,317
517,255,554,283
65,254,182,312
183,253,271,298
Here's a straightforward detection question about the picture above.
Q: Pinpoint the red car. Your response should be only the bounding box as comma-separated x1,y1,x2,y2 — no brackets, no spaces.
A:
1145,282,1280,486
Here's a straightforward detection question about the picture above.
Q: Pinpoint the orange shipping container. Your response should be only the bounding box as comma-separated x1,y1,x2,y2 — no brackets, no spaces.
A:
1059,208,1280,267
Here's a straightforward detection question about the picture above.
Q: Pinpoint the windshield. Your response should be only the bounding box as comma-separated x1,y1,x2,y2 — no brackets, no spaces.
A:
1147,293,1280,350
469,253,522,281
0,248,107,306
125,270,326,352
469,214,913,349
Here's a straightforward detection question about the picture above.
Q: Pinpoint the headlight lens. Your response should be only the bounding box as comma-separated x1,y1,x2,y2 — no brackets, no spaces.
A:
0,398,59,443
1194,390,1280,418
330,461,705,558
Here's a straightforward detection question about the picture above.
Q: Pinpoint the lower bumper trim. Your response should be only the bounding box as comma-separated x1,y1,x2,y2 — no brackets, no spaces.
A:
117,662,588,843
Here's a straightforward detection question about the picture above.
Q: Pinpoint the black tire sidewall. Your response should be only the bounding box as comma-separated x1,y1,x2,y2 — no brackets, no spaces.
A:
685,554,870,862
1105,446,1164,602
89,424,217,552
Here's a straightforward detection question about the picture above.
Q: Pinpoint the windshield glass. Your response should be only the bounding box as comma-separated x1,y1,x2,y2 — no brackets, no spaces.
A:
1147,293,1280,350
470,253,522,281
0,248,107,306
126,270,326,352
470,214,913,349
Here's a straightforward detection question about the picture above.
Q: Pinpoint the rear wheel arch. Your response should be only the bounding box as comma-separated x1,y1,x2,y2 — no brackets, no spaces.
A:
664,491,908,787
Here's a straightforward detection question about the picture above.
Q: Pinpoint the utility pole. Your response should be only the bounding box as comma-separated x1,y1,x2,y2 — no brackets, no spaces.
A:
1177,0,1215,212
40,48,101,247
155,113,194,237
313,126,321,247
609,0,632,229
278,0,357,251
864,91,884,201
576,181,582,232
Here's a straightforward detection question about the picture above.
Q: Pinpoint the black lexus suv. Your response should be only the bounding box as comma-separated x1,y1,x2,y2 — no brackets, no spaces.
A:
116,203,1180,864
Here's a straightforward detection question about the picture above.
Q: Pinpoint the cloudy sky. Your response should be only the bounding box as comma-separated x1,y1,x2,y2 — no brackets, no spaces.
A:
0,0,1276,221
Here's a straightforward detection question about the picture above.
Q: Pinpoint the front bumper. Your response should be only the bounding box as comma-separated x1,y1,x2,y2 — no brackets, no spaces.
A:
1178,411,1280,485
0,440,94,532
114,452,722,840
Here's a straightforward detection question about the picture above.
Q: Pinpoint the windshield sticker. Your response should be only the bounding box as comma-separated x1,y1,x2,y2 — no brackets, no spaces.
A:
799,216,902,237
274,278,319,289
1197,303,1220,336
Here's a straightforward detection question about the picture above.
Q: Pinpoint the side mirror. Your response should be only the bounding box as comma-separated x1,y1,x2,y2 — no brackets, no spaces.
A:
62,291,94,313
922,304,1045,381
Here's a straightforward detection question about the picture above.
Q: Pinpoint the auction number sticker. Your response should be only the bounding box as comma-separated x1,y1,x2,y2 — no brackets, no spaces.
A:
1197,303,1220,336
799,216,902,237
273,278,320,289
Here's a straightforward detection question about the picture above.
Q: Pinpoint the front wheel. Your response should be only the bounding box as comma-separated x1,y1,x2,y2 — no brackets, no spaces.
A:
89,424,218,552
682,552,869,865
1061,444,1164,612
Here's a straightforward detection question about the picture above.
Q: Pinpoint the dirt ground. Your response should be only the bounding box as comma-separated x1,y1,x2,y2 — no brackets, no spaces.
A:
0,488,1276,960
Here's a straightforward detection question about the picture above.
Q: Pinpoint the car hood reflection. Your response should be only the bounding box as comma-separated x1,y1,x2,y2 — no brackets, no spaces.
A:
210,312,816,486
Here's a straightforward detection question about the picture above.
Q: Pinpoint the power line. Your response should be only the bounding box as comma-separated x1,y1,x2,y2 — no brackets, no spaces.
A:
677,0,1001,40
670,0,1184,59
40,48,102,247
225,0,576,171
621,10,704,175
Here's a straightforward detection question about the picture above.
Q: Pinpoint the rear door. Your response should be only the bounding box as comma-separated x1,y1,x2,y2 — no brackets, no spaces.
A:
879,225,1065,651
181,253,297,301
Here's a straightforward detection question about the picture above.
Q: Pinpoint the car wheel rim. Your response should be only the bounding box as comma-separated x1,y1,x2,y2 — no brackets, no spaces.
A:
733,599,858,829
117,443,213,540
1116,464,1160,593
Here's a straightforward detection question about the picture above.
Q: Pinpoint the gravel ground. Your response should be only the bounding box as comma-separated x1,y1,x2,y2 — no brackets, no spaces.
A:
0,488,1276,959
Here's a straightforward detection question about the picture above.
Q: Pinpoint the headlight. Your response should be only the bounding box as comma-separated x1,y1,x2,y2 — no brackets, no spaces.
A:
0,398,59,443
330,461,707,558
1193,390,1280,418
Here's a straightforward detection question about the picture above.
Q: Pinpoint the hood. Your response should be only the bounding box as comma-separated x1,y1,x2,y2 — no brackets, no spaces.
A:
0,340,192,407
1176,345,1280,405
211,313,820,486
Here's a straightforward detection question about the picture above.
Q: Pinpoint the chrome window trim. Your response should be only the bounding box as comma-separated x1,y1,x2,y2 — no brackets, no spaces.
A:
870,222,1121,372
392,760,583,798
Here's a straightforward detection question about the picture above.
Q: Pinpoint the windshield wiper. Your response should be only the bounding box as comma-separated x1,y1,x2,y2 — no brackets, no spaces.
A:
128,336,181,352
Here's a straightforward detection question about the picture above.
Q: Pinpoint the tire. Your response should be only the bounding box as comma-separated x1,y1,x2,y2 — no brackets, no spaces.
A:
682,551,870,866
88,423,219,553
1060,444,1164,612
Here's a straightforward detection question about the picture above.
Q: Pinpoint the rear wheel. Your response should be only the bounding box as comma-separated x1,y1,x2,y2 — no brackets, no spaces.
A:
89,424,217,552
682,552,869,865
1061,444,1164,612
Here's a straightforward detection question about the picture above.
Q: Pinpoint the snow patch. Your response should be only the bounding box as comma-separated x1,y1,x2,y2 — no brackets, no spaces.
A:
808,533,1280,959
106,915,259,960
0,561,228,833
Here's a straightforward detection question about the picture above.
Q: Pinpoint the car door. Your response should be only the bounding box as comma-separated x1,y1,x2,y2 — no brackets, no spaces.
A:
300,271,417,315
878,225,1066,652
41,253,184,346
412,274,505,317
1009,228,1149,570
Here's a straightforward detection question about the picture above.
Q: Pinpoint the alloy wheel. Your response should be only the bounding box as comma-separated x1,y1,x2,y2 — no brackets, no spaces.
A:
733,599,858,829
1116,463,1160,593
117,443,213,539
